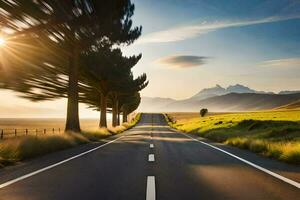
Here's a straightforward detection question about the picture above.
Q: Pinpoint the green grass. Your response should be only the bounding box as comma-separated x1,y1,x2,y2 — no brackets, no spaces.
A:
166,110,300,164
0,113,141,168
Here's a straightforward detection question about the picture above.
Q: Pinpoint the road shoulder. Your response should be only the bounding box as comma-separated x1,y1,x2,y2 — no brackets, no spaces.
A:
0,129,129,185
168,126,300,184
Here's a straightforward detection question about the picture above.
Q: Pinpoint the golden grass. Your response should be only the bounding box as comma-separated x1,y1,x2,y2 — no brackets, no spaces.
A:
0,113,142,168
0,118,101,131
81,128,112,141
166,110,300,164
167,112,231,121
0,133,88,167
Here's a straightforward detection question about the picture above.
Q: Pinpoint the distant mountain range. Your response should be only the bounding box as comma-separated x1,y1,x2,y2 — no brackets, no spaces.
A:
278,90,300,95
275,99,300,110
189,84,273,101
139,97,176,112
139,84,300,112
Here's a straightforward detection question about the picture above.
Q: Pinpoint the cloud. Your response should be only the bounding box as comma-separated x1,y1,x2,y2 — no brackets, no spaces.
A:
259,58,300,68
137,15,300,44
156,55,208,68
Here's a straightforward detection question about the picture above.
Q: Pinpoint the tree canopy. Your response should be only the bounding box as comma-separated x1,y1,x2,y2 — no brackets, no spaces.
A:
79,46,148,127
0,0,146,131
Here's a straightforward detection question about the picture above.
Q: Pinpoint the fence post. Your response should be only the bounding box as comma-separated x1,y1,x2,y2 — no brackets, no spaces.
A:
53,128,55,134
15,129,17,137
44,129,46,134
59,128,60,134
1,129,3,139
25,129,28,136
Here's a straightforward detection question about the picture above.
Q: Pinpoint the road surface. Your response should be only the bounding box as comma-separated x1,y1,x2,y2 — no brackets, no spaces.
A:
0,113,299,200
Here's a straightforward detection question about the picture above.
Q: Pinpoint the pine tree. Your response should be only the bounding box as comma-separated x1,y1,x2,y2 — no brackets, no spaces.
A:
119,92,141,123
79,47,147,127
0,0,142,132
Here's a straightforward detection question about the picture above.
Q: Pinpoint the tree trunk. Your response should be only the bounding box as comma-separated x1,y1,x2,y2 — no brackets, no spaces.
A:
117,112,120,126
65,46,81,132
123,110,128,123
116,100,119,126
112,99,118,127
99,93,107,128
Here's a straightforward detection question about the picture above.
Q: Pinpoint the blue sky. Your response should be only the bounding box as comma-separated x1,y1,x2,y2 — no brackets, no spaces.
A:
1,0,300,117
125,0,300,99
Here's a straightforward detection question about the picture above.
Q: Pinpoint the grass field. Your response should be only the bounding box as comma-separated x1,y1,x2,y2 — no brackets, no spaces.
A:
0,118,105,138
0,113,141,168
166,110,300,164
0,118,112,131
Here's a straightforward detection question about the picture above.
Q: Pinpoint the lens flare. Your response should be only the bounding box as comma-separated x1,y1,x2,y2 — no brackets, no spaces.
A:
0,37,6,46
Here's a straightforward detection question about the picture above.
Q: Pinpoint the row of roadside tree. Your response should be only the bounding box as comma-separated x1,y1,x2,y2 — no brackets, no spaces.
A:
0,0,147,132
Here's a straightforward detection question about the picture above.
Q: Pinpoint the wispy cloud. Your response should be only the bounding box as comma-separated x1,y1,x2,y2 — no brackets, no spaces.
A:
156,55,209,69
137,15,300,44
259,58,300,68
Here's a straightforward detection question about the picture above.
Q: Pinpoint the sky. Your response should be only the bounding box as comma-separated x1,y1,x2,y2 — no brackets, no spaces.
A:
1,0,300,118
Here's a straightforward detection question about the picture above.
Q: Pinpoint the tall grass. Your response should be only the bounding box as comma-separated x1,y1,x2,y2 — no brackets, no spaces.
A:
0,113,141,168
166,110,300,164
0,133,88,167
225,139,300,164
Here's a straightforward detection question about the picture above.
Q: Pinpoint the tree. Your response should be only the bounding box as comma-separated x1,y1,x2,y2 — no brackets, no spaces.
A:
108,61,148,127
0,0,142,132
79,46,120,128
109,73,148,127
80,47,148,127
79,46,142,127
200,108,208,117
119,92,141,123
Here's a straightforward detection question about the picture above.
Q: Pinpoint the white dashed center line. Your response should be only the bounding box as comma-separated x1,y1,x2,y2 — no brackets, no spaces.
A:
148,154,155,162
146,176,156,200
150,144,154,148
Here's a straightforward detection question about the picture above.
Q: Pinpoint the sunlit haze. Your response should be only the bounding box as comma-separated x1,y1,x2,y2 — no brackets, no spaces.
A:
0,37,5,46
1,0,300,117
0,1,300,197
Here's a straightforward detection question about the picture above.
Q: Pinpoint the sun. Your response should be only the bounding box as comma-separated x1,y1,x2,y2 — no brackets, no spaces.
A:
0,37,6,46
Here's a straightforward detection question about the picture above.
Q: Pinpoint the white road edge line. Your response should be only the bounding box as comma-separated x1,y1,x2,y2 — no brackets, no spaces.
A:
0,136,125,189
181,132,300,189
148,154,155,162
146,176,156,200
150,144,154,148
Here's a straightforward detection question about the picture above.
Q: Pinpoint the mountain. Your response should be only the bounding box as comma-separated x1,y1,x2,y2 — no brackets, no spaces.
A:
279,90,300,95
189,84,272,101
275,99,300,110
190,84,226,100
139,97,176,112
138,84,300,112
226,84,256,93
164,93,300,112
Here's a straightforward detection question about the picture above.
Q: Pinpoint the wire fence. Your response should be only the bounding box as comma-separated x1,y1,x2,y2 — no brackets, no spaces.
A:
0,128,62,139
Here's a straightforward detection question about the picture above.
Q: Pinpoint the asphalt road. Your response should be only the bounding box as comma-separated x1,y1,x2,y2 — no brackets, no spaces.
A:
0,113,299,200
